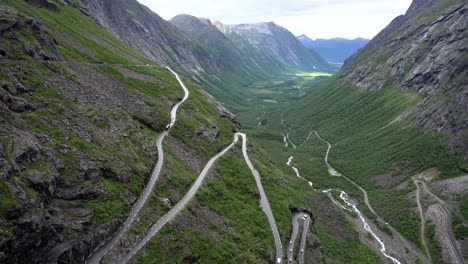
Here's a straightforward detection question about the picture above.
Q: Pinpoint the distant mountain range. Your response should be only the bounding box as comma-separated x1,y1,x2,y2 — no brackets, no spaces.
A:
296,35,369,64
80,0,334,106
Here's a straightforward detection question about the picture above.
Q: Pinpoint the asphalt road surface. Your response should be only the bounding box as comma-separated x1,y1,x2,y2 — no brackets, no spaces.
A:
118,133,283,263
86,67,189,264
298,214,310,264
118,134,239,263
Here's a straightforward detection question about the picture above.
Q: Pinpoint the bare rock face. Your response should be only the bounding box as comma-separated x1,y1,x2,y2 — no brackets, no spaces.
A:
0,6,150,264
0,7,19,33
0,6,59,61
25,0,60,11
230,21,330,71
80,0,208,74
405,0,441,16
339,0,468,156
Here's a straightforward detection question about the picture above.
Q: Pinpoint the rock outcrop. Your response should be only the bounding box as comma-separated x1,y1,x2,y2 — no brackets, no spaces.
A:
340,0,467,156
0,2,239,263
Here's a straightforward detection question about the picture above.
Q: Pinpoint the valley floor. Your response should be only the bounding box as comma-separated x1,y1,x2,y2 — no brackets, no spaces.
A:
232,72,467,264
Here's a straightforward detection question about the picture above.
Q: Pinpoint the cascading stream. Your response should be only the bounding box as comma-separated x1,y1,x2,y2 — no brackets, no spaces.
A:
339,191,401,264
281,127,403,263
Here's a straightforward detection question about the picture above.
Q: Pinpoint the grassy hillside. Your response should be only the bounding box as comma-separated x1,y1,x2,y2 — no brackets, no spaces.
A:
288,82,463,240
0,1,376,263
241,74,465,255
0,0,289,262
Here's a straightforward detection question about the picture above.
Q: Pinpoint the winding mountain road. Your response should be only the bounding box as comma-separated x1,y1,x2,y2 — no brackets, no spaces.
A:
286,213,310,264
298,214,310,264
314,131,430,264
415,181,432,262
286,214,300,263
314,131,341,176
86,67,189,264
239,132,283,262
117,133,239,263
439,204,465,264
415,179,465,264
298,130,313,148
118,132,283,263
83,69,283,263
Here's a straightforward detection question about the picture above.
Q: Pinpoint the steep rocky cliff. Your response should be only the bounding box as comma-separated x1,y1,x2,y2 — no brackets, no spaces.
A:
340,0,467,156
230,22,330,71
80,0,209,75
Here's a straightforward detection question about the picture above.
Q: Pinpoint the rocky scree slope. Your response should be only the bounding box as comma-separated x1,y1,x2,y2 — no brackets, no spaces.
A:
341,0,468,157
0,1,239,263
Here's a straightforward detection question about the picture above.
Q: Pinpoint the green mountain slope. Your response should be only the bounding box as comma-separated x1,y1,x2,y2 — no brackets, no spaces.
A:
226,0,467,262
341,0,467,156
80,0,334,108
1,0,465,263
0,0,235,261
0,1,353,263
276,0,467,260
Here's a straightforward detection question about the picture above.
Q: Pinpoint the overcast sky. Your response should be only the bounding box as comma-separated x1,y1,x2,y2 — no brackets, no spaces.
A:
137,0,412,39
